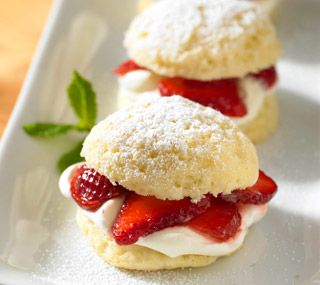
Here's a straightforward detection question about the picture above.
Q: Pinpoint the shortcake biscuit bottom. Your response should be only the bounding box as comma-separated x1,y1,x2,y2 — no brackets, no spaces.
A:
77,211,217,271
240,93,278,144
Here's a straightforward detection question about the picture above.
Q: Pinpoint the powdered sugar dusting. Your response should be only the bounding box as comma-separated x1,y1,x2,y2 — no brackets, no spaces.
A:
100,94,235,154
125,0,280,80
29,201,317,285
127,0,258,54
26,212,247,285
81,95,257,201
28,208,213,285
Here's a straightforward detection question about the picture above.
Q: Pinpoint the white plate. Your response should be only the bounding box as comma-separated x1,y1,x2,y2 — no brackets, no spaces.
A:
0,0,319,284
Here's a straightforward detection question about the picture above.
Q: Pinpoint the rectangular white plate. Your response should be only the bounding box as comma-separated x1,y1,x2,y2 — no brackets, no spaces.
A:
0,0,319,284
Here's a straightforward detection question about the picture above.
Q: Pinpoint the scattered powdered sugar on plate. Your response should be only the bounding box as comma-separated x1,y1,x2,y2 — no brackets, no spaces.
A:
27,191,259,285
28,193,318,285
30,217,212,285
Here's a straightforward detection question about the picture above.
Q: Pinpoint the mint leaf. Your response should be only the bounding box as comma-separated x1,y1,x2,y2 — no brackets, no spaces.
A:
57,140,84,173
23,123,74,137
23,70,96,172
67,71,97,130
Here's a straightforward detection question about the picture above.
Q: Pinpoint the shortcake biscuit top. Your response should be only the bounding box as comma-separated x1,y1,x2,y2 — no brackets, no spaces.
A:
125,0,281,80
81,96,258,201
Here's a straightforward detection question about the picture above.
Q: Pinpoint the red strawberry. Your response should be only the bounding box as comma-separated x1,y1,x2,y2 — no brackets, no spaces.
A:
187,198,241,242
114,60,145,76
250,66,277,88
112,192,211,245
220,170,277,205
70,165,126,211
158,77,247,117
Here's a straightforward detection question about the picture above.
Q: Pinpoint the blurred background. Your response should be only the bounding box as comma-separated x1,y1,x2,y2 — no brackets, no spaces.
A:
0,0,52,135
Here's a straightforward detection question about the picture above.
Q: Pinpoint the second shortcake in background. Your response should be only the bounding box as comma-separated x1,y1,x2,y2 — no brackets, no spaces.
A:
115,0,281,143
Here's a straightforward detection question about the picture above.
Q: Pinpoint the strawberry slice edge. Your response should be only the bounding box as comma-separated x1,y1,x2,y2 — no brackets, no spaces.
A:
158,77,247,117
112,192,211,245
114,59,145,76
187,198,242,242
220,170,278,205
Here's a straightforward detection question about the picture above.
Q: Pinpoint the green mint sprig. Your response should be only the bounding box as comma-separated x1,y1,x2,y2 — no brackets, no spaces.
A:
57,140,85,173
23,123,75,137
23,71,97,172
67,71,97,131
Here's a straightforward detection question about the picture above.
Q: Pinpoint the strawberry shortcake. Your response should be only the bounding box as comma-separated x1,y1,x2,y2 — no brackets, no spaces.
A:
116,0,281,143
59,96,277,270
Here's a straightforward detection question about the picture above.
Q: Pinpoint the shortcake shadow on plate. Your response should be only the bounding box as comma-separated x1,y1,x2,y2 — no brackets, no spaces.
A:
257,88,320,183
277,0,320,64
123,207,320,285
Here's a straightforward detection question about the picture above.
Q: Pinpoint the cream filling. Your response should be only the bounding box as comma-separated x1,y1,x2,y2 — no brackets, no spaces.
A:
117,69,274,126
234,77,275,125
59,164,267,258
135,204,267,257
117,70,161,109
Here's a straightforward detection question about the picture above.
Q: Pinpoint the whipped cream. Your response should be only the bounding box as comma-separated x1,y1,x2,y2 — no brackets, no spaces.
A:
117,69,274,126
117,70,162,108
136,204,267,257
59,164,78,198
118,69,162,92
234,77,275,125
82,196,125,236
59,164,267,258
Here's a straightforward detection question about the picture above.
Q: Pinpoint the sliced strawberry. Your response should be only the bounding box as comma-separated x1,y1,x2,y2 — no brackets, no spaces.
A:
114,60,145,76
112,192,211,245
250,66,277,88
158,77,247,117
187,198,241,242
220,170,277,205
70,165,126,211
